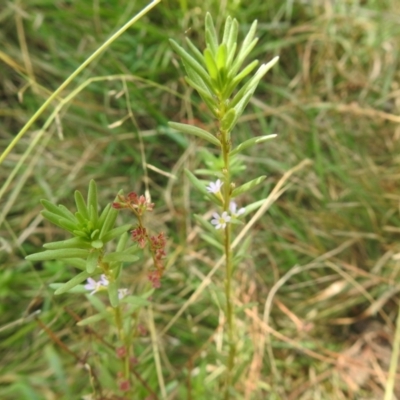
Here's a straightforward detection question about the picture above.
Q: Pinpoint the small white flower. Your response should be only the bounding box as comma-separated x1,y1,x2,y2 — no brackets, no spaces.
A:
229,201,245,217
99,275,109,286
118,288,129,299
206,179,223,194
211,211,231,229
84,274,109,295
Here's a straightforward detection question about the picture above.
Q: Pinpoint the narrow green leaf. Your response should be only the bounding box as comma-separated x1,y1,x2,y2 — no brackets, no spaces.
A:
185,37,206,66
98,203,111,228
116,231,129,252
41,200,74,221
53,271,91,295
99,202,118,239
186,170,220,201
58,217,79,233
183,61,213,94
169,39,212,89
168,122,220,146
91,240,103,249
230,59,278,112
227,19,239,52
200,233,224,251
242,198,266,216
198,94,220,119
184,169,210,197
41,210,68,229
77,312,109,327
26,248,90,261
103,252,139,263
184,71,219,116
231,176,266,198
204,48,218,80
122,244,141,255
232,59,259,84
205,12,219,55
242,20,258,52
221,108,236,132
86,250,99,273
88,205,97,225
73,230,89,238
230,134,277,156
231,20,258,74
108,281,119,307
90,228,100,240
194,168,219,176
57,204,77,222
43,237,91,250
63,258,86,270
122,295,151,308
222,16,232,45
100,224,132,244
86,292,108,313
231,38,259,77
226,42,237,69
193,214,216,233
216,44,227,70
74,190,89,220
49,283,87,293
231,90,254,126
75,211,86,225
184,170,222,206
185,77,217,106
231,58,279,122
87,180,98,221
182,62,219,116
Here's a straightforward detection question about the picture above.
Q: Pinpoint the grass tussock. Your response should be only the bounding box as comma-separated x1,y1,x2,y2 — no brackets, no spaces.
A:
1,1,400,399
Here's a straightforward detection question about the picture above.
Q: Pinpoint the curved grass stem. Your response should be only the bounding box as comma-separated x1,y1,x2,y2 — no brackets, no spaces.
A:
0,0,161,167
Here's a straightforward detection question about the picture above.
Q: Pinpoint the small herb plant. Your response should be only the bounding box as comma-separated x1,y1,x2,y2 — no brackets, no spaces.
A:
169,13,278,398
26,180,166,396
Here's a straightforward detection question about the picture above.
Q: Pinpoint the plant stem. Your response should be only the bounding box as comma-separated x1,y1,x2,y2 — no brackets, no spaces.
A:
221,129,235,399
114,305,130,381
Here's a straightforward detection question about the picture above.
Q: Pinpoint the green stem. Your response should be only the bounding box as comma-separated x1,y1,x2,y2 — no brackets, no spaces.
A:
114,305,130,380
220,129,235,399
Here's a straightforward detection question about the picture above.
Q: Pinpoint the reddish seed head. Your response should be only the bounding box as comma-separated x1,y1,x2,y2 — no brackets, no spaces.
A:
148,270,161,288
119,379,130,392
137,324,147,336
112,192,154,215
130,356,139,365
131,226,147,248
116,346,126,358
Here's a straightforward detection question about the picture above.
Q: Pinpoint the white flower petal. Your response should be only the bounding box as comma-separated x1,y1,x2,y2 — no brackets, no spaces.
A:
229,201,245,217
206,179,223,194
84,277,97,291
100,274,109,286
